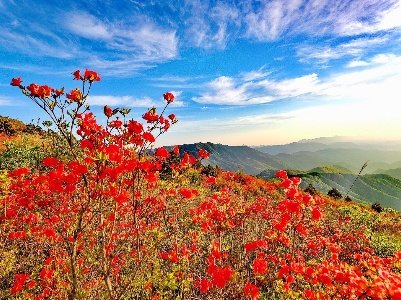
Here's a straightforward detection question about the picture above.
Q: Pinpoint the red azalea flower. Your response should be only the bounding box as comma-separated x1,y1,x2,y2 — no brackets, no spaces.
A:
163,92,174,103
84,69,100,82
199,278,212,293
253,257,268,274
66,88,82,102
39,85,52,99
276,170,288,179
198,149,210,159
40,268,54,280
52,87,64,97
142,132,155,143
73,70,81,80
104,105,113,118
155,147,170,159
43,157,59,167
142,110,159,123
127,120,143,134
26,83,40,97
10,77,22,86
109,119,123,128
311,206,323,221
206,176,217,185
179,188,192,199
11,274,30,294
244,283,259,299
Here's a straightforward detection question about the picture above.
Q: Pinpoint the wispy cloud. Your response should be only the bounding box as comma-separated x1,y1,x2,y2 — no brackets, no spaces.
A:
63,11,178,75
192,52,401,106
192,76,274,105
0,95,19,106
258,74,320,98
0,3,178,76
88,96,155,108
192,73,319,105
182,1,240,49
319,54,401,101
347,60,370,68
65,12,112,40
298,36,388,63
243,0,401,41
347,53,398,68
244,0,303,41
0,26,76,59
88,92,185,108
240,67,271,82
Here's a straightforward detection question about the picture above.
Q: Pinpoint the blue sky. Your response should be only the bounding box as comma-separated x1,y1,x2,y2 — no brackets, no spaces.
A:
1,0,401,146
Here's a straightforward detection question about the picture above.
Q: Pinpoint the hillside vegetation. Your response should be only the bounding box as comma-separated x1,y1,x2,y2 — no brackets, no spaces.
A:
2,71,401,299
258,167,401,211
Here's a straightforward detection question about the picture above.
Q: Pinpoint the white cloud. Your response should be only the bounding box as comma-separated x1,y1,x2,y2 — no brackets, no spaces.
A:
347,60,369,68
192,52,401,107
0,96,14,106
192,73,319,105
64,12,112,40
319,56,401,101
62,11,178,75
245,0,303,41
192,76,261,105
183,0,240,49
241,67,271,82
88,95,155,107
377,2,401,30
371,53,398,64
88,92,185,108
0,28,76,59
298,36,388,63
258,74,320,98
244,0,401,41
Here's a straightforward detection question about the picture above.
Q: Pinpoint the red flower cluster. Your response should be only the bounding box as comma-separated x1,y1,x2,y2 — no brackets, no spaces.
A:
163,92,174,103
5,71,401,300
73,69,100,82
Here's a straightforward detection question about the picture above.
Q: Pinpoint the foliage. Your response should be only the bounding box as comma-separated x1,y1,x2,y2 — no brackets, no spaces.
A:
304,183,319,196
1,71,401,299
327,188,343,200
0,116,26,136
372,202,384,213
0,133,50,172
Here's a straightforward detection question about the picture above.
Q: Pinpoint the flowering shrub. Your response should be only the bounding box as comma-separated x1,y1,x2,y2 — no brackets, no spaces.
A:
1,71,401,299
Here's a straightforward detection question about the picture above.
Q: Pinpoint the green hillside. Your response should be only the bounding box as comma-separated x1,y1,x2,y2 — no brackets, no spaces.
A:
309,164,353,174
380,167,401,181
258,168,401,211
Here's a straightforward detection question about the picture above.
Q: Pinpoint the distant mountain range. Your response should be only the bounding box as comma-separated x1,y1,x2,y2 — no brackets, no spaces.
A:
169,142,284,175
254,136,401,155
170,139,401,210
173,139,401,176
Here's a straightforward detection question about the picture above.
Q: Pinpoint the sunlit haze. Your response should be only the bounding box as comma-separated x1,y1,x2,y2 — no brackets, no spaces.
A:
1,0,401,146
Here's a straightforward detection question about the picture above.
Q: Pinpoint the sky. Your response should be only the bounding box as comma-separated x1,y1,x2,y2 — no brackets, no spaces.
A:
1,0,401,146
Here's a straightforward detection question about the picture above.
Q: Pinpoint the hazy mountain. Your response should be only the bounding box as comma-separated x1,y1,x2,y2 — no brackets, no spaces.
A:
169,142,287,175
170,142,401,175
255,136,401,155
274,148,401,173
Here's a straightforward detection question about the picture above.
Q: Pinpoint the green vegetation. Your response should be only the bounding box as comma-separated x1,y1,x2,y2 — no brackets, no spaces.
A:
2,72,401,299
